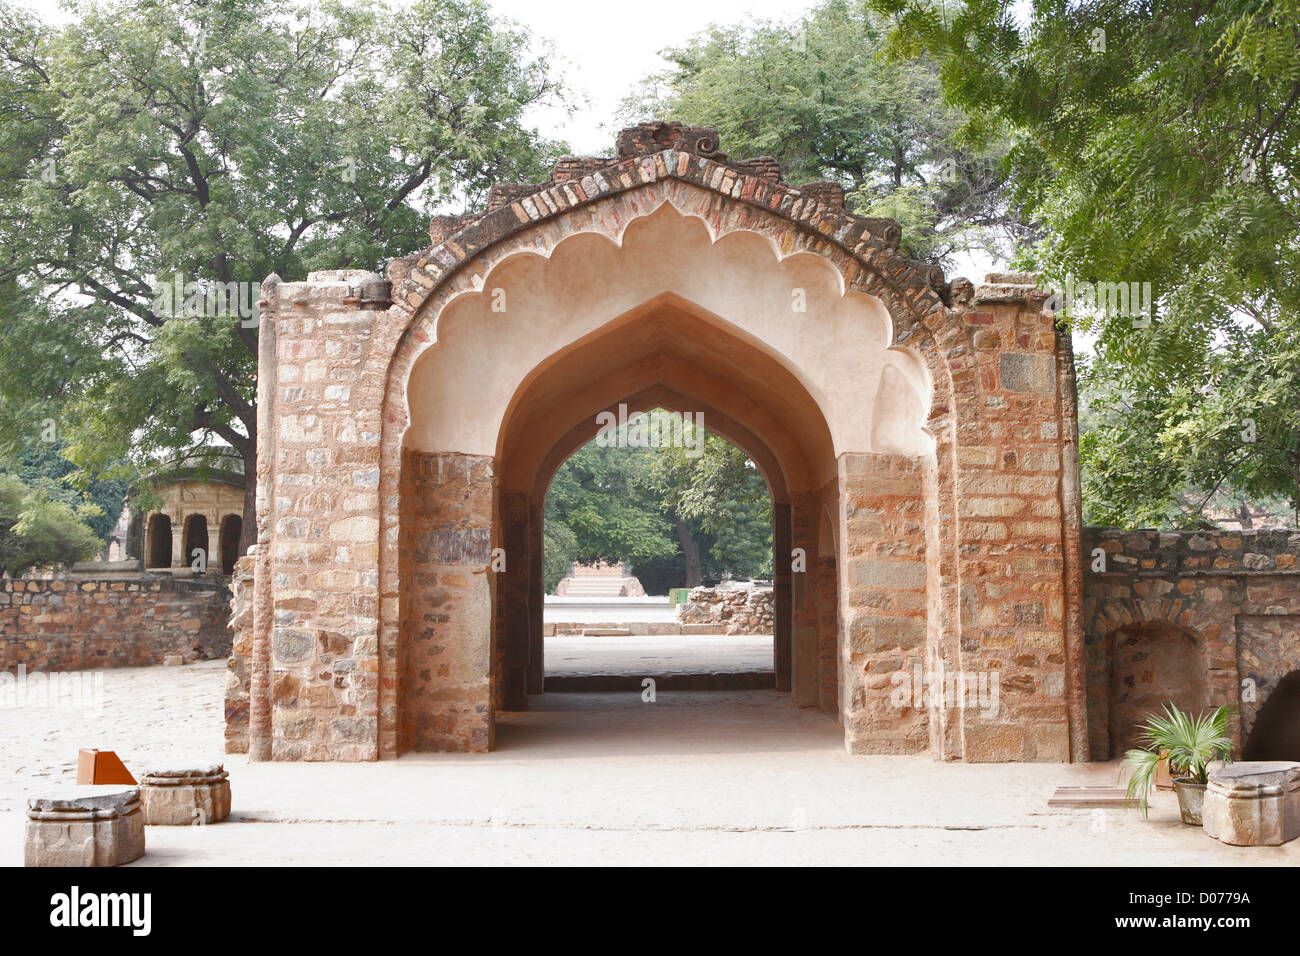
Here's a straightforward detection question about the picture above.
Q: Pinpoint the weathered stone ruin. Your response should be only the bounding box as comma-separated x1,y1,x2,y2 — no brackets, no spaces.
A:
223,122,1299,764
677,586,775,634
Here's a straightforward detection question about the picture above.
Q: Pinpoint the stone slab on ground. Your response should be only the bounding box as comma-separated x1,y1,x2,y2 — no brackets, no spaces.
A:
544,672,775,692
1047,787,1131,808
25,784,145,867
1203,761,1300,847
543,597,675,624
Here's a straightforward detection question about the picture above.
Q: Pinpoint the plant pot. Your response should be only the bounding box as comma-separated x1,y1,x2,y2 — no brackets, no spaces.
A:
1172,778,1207,826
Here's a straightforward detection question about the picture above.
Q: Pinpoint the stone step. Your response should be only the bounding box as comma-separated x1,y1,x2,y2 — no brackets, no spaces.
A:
544,671,776,692
562,584,634,596
1046,787,1131,808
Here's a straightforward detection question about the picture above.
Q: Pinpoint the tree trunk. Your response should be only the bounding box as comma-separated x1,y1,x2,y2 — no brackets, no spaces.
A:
674,514,701,587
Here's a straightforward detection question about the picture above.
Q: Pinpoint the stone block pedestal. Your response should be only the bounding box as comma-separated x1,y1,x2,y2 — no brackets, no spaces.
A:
1203,761,1300,846
140,765,231,825
25,786,145,866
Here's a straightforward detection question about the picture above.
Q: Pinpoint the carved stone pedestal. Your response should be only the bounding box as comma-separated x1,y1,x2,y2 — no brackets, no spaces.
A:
140,765,231,825
1203,761,1300,846
25,786,145,866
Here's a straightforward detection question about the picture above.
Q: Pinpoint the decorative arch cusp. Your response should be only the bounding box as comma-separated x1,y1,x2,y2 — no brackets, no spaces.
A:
366,149,967,759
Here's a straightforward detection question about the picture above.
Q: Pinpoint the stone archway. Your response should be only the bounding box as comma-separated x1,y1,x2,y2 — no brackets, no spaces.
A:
236,123,1087,763
1104,622,1208,757
220,514,242,574
391,202,931,753
146,513,172,569
490,296,849,722
183,515,209,573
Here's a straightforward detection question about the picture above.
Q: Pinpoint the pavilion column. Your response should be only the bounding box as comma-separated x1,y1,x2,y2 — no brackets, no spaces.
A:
170,522,184,569
207,516,221,574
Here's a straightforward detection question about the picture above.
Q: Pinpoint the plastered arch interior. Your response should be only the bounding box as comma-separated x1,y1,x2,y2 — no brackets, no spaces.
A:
402,201,933,470
495,298,839,500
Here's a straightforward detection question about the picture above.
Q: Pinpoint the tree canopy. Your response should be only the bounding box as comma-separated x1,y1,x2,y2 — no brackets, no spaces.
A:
868,0,1300,527
621,0,1031,265
544,416,773,593
0,0,566,548
0,472,103,578
5,435,128,541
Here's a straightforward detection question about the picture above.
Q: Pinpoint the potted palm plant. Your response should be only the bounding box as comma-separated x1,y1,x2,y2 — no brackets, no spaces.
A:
1122,703,1235,825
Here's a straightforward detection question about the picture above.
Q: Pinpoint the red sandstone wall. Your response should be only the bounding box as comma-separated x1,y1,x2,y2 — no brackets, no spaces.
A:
398,449,494,752
940,283,1078,762
1,576,231,671
1083,528,1300,759
838,453,929,754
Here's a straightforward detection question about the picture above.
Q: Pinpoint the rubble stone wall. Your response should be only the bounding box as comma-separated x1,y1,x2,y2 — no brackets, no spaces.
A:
224,554,254,753
1,575,231,672
1083,528,1300,759
677,586,775,633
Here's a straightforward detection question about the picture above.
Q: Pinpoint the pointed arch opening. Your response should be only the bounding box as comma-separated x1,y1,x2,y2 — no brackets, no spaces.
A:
146,513,172,569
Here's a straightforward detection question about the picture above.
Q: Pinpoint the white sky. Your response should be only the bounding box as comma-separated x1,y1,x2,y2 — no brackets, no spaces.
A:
491,0,819,155
15,0,1000,278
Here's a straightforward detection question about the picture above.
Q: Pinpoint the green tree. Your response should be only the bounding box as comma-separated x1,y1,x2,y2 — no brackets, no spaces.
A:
542,520,578,594
622,0,1027,264
543,415,775,592
9,436,128,541
644,427,773,585
544,442,679,568
868,0,1300,527
0,0,566,549
0,473,103,577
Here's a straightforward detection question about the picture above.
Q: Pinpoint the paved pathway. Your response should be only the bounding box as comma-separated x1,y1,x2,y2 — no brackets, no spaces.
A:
2,661,1296,865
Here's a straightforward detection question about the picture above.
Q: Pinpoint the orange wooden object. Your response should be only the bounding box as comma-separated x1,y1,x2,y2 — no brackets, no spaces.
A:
76,749,137,785
1155,750,1174,791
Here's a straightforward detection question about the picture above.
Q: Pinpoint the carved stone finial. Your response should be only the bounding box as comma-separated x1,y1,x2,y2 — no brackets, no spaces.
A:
615,122,727,161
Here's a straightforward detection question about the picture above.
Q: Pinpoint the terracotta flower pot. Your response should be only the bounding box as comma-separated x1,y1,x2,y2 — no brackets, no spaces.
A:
1172,778,1207,826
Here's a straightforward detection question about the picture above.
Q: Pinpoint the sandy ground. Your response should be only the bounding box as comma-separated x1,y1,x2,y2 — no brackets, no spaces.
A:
2,658,1296,866
0,659,226,809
